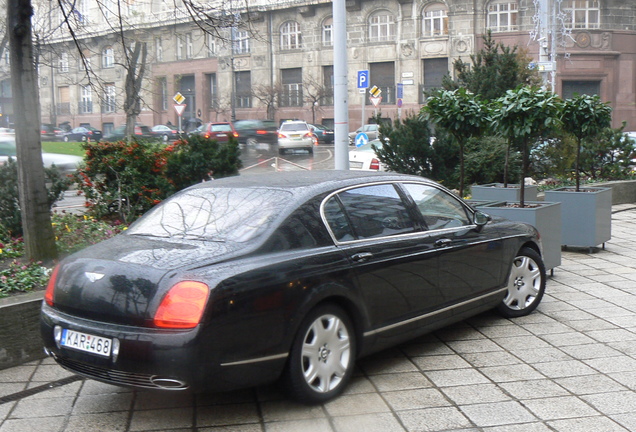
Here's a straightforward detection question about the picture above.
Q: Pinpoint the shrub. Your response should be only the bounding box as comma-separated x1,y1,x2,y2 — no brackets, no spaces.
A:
579,125,635,180
0,158,73,236
0,260,51,298
464,136,521,186
52,212,127,255
76,136,242,224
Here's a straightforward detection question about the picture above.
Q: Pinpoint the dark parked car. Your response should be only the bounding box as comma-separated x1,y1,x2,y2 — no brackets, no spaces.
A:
41,171,546,403
41,124,62,141
233,119,278,145
191,122,238,142
103,125,154,142
309,124,335,144
62,126,102,142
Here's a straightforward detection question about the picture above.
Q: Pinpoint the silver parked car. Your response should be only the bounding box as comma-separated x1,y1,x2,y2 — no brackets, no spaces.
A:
0,134,82,174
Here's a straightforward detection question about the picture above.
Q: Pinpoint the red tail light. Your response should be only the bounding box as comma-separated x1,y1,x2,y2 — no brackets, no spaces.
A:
278,132,285,138
233,132,238,138
45,264,60,307
153,281,210,329
256,130,267,135
370,158,381,170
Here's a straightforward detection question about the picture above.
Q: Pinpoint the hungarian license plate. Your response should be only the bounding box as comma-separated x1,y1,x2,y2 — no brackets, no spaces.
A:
61,329,112,357
349,161,363,169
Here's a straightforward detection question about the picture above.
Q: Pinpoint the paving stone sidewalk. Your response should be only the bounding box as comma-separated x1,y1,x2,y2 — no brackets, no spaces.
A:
1,205,635,432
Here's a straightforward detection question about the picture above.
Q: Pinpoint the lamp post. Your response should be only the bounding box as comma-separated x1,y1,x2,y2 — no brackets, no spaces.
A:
332,0,349,170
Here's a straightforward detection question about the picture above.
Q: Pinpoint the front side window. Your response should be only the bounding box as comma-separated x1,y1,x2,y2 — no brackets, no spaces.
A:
422,3,449,36
562,0,600,29
369,12,396,42
102,47,114,68
402,183,471,230
280,21,302,50
487,1,518,32
322,18,333,47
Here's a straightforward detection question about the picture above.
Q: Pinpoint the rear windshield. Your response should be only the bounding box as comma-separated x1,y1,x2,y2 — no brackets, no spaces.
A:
210,124,233,132
280,123,309,132
127,187,292,243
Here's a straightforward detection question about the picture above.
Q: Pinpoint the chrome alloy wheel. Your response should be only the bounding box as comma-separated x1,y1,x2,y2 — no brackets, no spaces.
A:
301,314,351,393
504,253,543,310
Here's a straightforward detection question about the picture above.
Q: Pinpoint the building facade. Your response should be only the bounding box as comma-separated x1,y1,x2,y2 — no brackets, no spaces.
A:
1,0,635,134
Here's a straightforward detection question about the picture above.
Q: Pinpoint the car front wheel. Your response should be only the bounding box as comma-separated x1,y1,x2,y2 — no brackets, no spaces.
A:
63,136,69,142
284,304,356,404
497,247,546,318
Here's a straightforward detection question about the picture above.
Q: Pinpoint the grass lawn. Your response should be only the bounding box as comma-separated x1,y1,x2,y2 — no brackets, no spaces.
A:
42,141,86,156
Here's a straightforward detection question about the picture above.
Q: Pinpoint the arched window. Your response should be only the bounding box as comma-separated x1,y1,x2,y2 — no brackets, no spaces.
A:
487,1,518,32
102,47,114,68
322,17,333,47
562,0,600,29
422,3,449,37
280,21,302,50
369,11,396,42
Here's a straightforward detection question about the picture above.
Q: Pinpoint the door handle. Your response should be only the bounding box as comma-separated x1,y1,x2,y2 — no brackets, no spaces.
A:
351,252,374,262
435,238,452,248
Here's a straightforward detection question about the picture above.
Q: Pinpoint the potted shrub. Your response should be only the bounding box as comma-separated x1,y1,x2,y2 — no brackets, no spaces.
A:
544,94,613,249
480,86,563,271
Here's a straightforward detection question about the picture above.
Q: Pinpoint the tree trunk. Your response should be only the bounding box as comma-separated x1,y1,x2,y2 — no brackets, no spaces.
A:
124,42,147,138
8,0,57,262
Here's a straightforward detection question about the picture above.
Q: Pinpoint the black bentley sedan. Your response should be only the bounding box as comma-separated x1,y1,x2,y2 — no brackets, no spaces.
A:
41,171,546,403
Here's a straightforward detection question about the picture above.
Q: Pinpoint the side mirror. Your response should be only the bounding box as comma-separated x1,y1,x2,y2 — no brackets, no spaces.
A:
473,211,491,230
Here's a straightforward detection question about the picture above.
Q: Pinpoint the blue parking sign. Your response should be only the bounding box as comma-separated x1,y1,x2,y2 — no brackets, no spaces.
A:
357,70,369,89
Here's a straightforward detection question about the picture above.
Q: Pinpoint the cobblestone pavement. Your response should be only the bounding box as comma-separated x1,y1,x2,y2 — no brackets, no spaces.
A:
1,205,636,432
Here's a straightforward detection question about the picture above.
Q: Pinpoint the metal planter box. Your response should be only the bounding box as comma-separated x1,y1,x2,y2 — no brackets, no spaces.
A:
544,187,612,248
471,183,539,202
476,201,561,272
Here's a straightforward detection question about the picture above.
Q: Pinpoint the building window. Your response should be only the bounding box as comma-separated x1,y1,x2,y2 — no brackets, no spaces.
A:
562,80,601,99
59,52,69,72
79,85,93,114
369,62,395,105
234,71,251,108
322,18,333,47
176,35,184,60
369,12,396,42
102,47,114,68
155,37,163,62
280,21,302,50
102,84,116,113
186,33,193,59
207,73,218,108
207,33,216,57
57,86,70,115
562,0,600,29
487,2,518,32
232,29,250,55
420,57,448,102
280,68,303,107
159,78,168,111
322,65,334,106
422,3,449,36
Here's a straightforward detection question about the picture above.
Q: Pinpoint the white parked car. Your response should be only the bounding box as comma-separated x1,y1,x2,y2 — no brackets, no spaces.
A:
278,121,315,154
0,134,82,174
349,139,385,171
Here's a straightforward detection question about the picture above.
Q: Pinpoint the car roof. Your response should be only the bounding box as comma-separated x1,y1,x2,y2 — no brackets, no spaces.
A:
188,171,437,204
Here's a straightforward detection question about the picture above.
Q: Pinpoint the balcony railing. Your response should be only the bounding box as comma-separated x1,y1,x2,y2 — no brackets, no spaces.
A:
56,102,71,115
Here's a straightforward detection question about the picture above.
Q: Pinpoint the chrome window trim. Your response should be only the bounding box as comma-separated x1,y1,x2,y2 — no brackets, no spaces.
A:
364,287,508,337
320,180,478,245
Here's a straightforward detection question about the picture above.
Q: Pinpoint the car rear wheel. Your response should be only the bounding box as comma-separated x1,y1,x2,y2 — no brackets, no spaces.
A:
284,304,355,404
246,137,257,146
63,136,69,142
497,247,546,318
279,148,286,155
162,134,169,142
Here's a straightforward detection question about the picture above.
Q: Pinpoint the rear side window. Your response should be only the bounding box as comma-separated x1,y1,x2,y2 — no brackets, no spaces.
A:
324,183,417,242
211,124,233,132
281,123,309,132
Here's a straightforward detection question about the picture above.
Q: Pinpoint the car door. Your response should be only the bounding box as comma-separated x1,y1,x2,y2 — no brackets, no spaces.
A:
399,182,505,305
322,183,444,339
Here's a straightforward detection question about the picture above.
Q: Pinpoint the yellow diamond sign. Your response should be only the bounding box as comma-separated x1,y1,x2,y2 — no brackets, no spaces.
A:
173,92,186,105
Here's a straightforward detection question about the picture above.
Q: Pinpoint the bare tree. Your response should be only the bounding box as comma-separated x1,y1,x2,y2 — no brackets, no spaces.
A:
252,82,282,120
8,0,57,260
303,74,331,124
